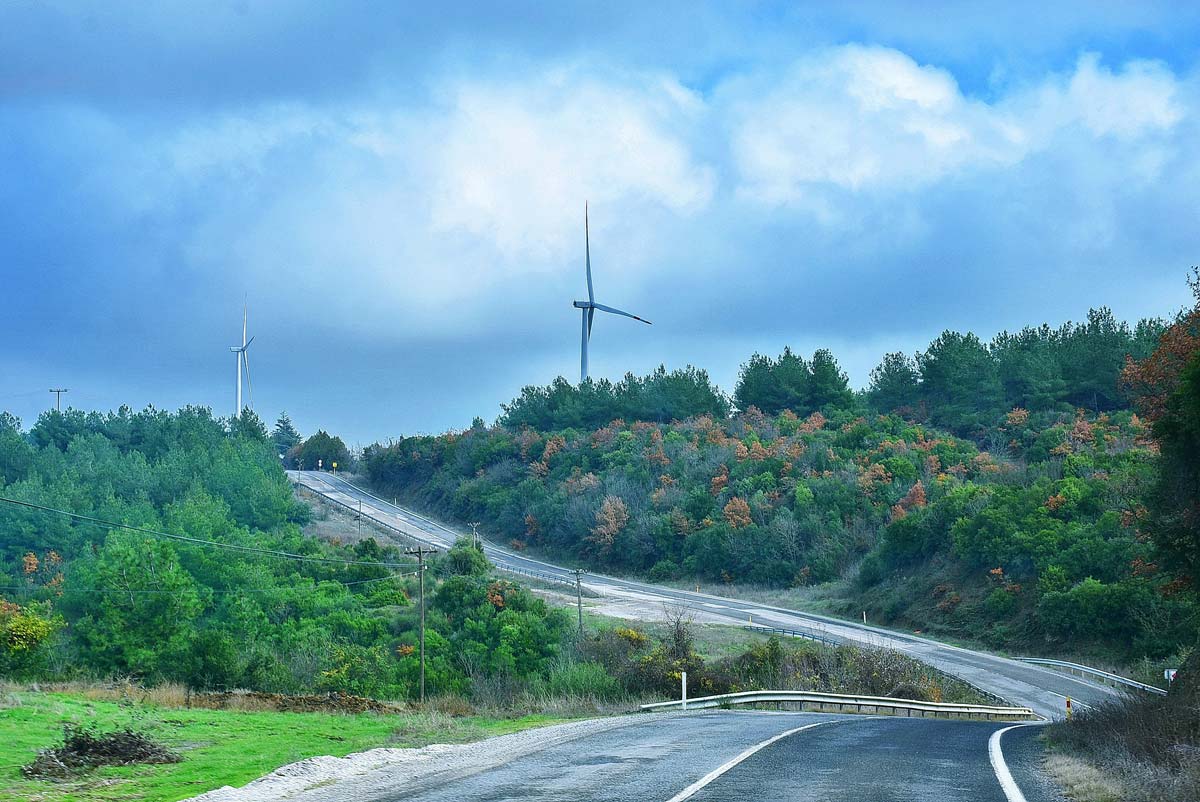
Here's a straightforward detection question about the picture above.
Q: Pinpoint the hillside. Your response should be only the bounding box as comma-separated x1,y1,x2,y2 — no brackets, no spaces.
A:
366,307,1198,663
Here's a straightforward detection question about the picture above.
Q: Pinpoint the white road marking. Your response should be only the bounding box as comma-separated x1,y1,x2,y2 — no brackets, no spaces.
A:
989,724,1037,802
663,720,841,802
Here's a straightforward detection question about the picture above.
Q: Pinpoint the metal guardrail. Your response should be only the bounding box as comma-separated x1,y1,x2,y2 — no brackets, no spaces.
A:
640,690,1037,720
296,476,579,590
743,624,839,647
493,563,578,590
1016,658,1168,696
743,625,1013,707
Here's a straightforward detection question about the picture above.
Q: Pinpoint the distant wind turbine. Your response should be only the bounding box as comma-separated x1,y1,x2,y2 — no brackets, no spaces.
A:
572,204,651,383
229,305,255,418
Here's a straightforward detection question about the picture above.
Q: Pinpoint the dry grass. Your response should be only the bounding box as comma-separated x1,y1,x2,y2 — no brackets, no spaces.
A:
1045,753,1128,802
1047,694,1200,802
2,680,403,714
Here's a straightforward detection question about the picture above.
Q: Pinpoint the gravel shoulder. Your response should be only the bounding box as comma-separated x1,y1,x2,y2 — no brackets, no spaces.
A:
183,715,645,802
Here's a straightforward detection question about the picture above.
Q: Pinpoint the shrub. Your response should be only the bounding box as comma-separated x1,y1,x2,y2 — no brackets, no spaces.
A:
22,724,180,778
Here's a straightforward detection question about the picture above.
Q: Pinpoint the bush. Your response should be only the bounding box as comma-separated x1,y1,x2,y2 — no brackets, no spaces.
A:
22,724,180,778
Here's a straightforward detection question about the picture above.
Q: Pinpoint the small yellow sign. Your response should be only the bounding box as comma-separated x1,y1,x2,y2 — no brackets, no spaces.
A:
332,462,338,470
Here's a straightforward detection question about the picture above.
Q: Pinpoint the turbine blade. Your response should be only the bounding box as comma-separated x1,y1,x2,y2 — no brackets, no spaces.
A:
587,307,594,340
242,304,248,347
592,303,652,325
585,203,594,304
244,335,255,349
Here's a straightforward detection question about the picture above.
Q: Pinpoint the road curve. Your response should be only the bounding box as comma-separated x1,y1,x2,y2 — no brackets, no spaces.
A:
274,711,1057,802
292,470,1118,719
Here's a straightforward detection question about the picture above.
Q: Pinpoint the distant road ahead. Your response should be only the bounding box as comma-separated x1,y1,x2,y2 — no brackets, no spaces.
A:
292,470,1119,720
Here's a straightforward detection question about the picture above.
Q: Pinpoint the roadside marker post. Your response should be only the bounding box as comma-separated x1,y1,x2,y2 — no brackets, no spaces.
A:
1065,696,1072,720
681,671,687,711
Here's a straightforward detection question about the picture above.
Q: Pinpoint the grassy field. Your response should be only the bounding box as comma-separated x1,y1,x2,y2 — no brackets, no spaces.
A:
0,689,569,802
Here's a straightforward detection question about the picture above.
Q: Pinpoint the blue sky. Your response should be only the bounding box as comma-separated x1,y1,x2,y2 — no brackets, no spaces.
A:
4,2,1200,445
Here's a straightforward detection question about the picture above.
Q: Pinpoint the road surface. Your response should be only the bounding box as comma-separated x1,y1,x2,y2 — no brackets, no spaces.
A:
292,470,1118,720
263,711,1058,802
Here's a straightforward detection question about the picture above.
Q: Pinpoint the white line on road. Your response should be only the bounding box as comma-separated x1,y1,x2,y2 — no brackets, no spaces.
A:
663,720,843,802
989,724,1038,802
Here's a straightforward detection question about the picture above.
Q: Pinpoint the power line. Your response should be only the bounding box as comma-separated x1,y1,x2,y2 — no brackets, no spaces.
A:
0,496,418,570
0,573,417,596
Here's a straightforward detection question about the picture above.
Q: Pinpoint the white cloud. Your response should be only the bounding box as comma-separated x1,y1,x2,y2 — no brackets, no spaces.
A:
726,45,1026,203
422,69,715,262
725,46,1184,207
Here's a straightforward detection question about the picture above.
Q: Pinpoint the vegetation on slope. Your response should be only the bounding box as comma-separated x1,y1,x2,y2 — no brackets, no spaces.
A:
365,304,1195,663
1045,273,1200,802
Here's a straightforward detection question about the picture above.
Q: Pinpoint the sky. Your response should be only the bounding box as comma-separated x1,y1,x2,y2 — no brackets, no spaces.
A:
4,2,1200,446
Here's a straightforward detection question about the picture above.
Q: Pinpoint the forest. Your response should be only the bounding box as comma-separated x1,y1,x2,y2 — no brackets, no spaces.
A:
0,407,579,699
366,304,1199,663
2,406,955,706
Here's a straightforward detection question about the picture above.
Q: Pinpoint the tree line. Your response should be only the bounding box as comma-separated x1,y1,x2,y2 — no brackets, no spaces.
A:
492,306,1165,443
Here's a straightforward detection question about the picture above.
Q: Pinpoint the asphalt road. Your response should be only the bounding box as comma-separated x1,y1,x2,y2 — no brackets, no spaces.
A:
323,712,1058,802
292,470,1118,720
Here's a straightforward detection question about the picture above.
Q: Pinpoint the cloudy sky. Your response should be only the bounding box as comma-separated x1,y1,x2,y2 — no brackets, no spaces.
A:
4,2,1200,445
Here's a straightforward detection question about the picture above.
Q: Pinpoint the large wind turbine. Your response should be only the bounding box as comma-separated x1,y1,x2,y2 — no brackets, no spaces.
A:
229,305,255,418
572,205,651,383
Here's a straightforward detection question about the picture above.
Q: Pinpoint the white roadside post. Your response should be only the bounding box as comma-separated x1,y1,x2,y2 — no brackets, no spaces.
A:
681,671,688,711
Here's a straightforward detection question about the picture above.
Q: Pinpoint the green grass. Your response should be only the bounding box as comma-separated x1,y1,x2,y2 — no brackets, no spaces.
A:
0,691,569,802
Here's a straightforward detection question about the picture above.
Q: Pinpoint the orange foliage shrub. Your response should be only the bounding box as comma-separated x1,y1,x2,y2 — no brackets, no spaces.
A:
798,411,827,433
1006,407,1029,427
710,466,729,495
723,497,752,528
591,496,630,546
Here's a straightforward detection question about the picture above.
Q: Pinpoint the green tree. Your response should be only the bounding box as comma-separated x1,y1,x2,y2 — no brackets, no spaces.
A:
272,412,302,458
808,349,854,410
916,331,1003,434
71,532,203,679
296,430,351,471
867,352,920,414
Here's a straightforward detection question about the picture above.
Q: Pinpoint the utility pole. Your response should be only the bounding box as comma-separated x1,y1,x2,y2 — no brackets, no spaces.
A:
405,545,438,703
48,388,68,412
572,568,585,636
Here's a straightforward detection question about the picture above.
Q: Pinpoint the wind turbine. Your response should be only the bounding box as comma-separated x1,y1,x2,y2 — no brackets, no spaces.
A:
572,204,651,383
229,305,254,418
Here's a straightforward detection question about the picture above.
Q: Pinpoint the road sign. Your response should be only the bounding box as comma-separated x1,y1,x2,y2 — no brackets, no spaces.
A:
1165,669,1177,683
332,462,338,470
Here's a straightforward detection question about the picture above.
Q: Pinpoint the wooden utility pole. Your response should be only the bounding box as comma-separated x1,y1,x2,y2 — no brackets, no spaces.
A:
48,388,68,411
405,545,437,703
572,568,585,636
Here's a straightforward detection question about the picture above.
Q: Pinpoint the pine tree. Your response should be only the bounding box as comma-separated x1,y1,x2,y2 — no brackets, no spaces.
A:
271,412,302,456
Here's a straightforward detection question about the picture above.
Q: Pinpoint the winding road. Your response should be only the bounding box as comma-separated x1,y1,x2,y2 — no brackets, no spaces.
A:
285,469,1123,801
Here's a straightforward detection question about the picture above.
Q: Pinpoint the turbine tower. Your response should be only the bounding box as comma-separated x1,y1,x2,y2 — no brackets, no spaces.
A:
572,204,651,383
229,305,255,418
